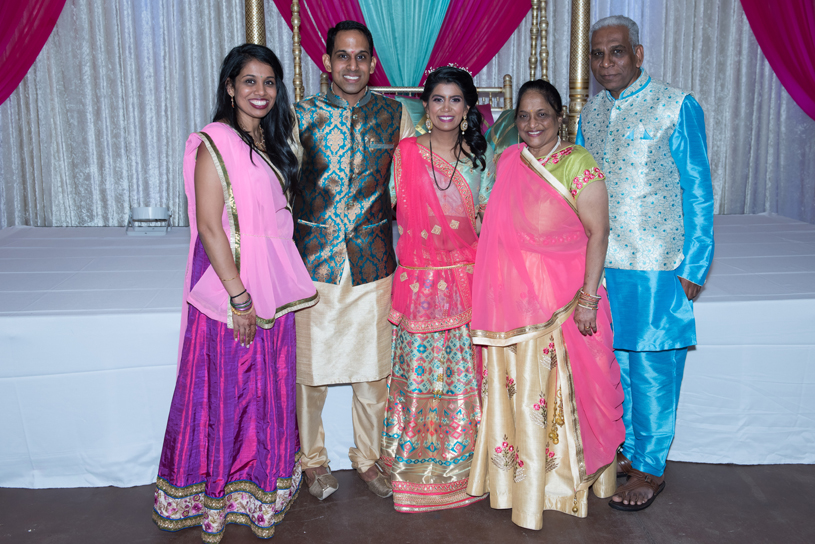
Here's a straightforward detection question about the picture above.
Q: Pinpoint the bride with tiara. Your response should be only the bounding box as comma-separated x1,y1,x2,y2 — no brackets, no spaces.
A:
379,65,494,513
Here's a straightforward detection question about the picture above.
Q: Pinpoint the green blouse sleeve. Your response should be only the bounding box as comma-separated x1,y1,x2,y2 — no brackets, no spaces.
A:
478,143,496,214
388,146,401,208
562,145,606,200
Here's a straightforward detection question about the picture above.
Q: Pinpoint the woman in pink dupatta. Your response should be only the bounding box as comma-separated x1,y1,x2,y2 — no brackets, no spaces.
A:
152,45,317,543
466,80,625,529
380,67,494,512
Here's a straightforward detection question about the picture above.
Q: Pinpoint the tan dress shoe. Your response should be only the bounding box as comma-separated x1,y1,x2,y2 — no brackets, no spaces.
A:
364,472,393,498
305,467,339,500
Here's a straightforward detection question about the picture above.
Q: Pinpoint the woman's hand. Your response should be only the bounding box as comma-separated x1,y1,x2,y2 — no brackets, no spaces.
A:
231,291,256,347
574,305,597,336
232,309,257,347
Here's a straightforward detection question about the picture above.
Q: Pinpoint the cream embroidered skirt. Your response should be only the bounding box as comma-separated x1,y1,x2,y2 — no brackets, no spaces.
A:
466,330,616,530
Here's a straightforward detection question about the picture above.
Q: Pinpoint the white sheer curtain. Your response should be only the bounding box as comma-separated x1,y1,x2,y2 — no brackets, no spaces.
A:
0,0,320,228
478,0,815,223
1,0,813,227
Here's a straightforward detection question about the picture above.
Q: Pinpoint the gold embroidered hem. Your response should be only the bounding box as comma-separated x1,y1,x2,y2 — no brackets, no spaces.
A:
387,307,472,334
152,458,302,543
385,475,487,513
466,330,615,530
254,292,320,329
381,323,485,513
295,259,393,386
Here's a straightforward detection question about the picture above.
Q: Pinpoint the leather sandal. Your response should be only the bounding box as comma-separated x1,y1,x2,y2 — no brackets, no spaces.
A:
305,466,339,501
608,468,665,512
617,453,633,478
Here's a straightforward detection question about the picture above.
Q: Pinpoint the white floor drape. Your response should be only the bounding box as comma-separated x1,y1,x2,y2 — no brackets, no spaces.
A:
3,215,813,488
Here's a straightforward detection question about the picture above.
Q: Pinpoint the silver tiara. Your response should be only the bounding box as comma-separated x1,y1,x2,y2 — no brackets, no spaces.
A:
423,63,474,78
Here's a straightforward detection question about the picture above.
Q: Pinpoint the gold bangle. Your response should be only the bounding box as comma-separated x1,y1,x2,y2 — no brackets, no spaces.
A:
577,303,598,311
579,289,601,300
220,274,239,282
230,304,254,316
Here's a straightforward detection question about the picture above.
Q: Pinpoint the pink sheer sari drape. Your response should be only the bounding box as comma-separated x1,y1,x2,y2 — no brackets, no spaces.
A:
471,143,623,476
471,143,589,341
389,138,479,334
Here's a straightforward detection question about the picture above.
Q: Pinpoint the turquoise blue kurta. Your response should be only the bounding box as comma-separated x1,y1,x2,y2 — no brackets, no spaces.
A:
576,71,714,352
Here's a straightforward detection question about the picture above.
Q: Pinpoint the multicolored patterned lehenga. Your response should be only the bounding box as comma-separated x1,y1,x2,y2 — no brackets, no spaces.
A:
380,137,493,512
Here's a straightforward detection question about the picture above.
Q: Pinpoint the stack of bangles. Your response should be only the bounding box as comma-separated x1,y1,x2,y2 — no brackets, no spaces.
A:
229,289,253,316
577,289,601,311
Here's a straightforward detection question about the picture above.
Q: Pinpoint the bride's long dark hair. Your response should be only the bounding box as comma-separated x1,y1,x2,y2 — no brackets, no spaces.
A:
212,44,298,192
420,66,487,171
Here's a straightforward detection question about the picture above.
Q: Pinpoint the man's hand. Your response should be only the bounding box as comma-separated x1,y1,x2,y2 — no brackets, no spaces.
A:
678,276,701,300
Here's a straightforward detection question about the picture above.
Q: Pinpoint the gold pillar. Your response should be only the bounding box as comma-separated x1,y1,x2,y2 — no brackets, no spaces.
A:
291,0,304,101
566,0,590,142
503,74,513,111
244,0,265,45
540,0,549,81
529,0,540,81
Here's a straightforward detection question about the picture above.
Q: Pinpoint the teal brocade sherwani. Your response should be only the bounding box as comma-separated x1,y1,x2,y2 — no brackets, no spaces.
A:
293,89,403,286
291,87,413,473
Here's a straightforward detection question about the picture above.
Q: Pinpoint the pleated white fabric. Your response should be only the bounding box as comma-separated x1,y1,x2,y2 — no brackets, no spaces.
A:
1,0,813,227
477,0,815,223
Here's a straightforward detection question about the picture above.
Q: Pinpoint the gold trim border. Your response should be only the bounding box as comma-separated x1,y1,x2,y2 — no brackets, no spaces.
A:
520,146,578,214
198,131,241,329
555,330,615,488
198,131,318,329
470,290,581,346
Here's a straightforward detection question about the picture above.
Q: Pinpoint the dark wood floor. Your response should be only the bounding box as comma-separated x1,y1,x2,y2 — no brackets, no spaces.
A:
1,462,813,543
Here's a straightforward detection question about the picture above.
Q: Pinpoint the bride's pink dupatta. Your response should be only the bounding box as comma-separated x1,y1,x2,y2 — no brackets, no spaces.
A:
389,138,479,334
471,143,623,478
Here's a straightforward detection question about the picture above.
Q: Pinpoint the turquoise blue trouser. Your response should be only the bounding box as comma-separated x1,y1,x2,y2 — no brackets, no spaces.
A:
616,348,687,477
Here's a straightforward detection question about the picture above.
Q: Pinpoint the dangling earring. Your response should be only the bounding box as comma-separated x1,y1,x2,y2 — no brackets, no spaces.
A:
460,118,468,132
425,117,433,131
231,95,235,108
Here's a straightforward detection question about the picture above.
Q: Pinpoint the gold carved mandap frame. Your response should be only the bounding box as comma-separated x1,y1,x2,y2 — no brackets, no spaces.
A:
243,0,591,141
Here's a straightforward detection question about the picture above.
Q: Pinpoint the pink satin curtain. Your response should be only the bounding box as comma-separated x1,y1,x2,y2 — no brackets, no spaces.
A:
272,0,391,86
0,0,66,105
741,0,815,121
421,0,529,84
272,0,529,90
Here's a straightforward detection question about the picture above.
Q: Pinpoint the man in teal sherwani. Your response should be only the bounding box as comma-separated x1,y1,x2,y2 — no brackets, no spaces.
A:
291,21,413,502
576,15,715,511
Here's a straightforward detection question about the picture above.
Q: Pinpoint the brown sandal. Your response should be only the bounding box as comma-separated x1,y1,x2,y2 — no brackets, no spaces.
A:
608,469,665,512
616,453,633,478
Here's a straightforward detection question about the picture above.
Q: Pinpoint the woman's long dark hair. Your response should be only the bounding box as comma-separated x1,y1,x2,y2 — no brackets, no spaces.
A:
212,43,298,192
421,67,487,171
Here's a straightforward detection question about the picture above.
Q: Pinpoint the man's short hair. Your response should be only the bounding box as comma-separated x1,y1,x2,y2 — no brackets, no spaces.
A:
589,15,640,47
326,21,374,57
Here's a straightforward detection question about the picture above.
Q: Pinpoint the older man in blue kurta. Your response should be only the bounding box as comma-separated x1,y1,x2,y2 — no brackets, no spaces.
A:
576,15,714,511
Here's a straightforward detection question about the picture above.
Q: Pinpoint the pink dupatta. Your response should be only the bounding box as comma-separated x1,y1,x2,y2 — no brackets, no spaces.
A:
471,143,624,478
389,138,479,334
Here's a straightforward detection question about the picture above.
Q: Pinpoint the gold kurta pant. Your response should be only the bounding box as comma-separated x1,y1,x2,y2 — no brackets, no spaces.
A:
466,329,616,530
295,260,393,472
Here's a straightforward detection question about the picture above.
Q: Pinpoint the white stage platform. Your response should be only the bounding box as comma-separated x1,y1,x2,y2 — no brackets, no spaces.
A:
1,214,814,488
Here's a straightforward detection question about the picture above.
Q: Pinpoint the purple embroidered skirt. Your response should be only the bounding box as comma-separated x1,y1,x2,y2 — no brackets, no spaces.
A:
153,238,301,543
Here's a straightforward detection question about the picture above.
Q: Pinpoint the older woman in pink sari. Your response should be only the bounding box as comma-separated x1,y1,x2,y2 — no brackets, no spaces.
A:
466,80,625,529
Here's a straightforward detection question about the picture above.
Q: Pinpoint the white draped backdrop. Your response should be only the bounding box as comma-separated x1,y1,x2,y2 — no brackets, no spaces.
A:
0,0,813,228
